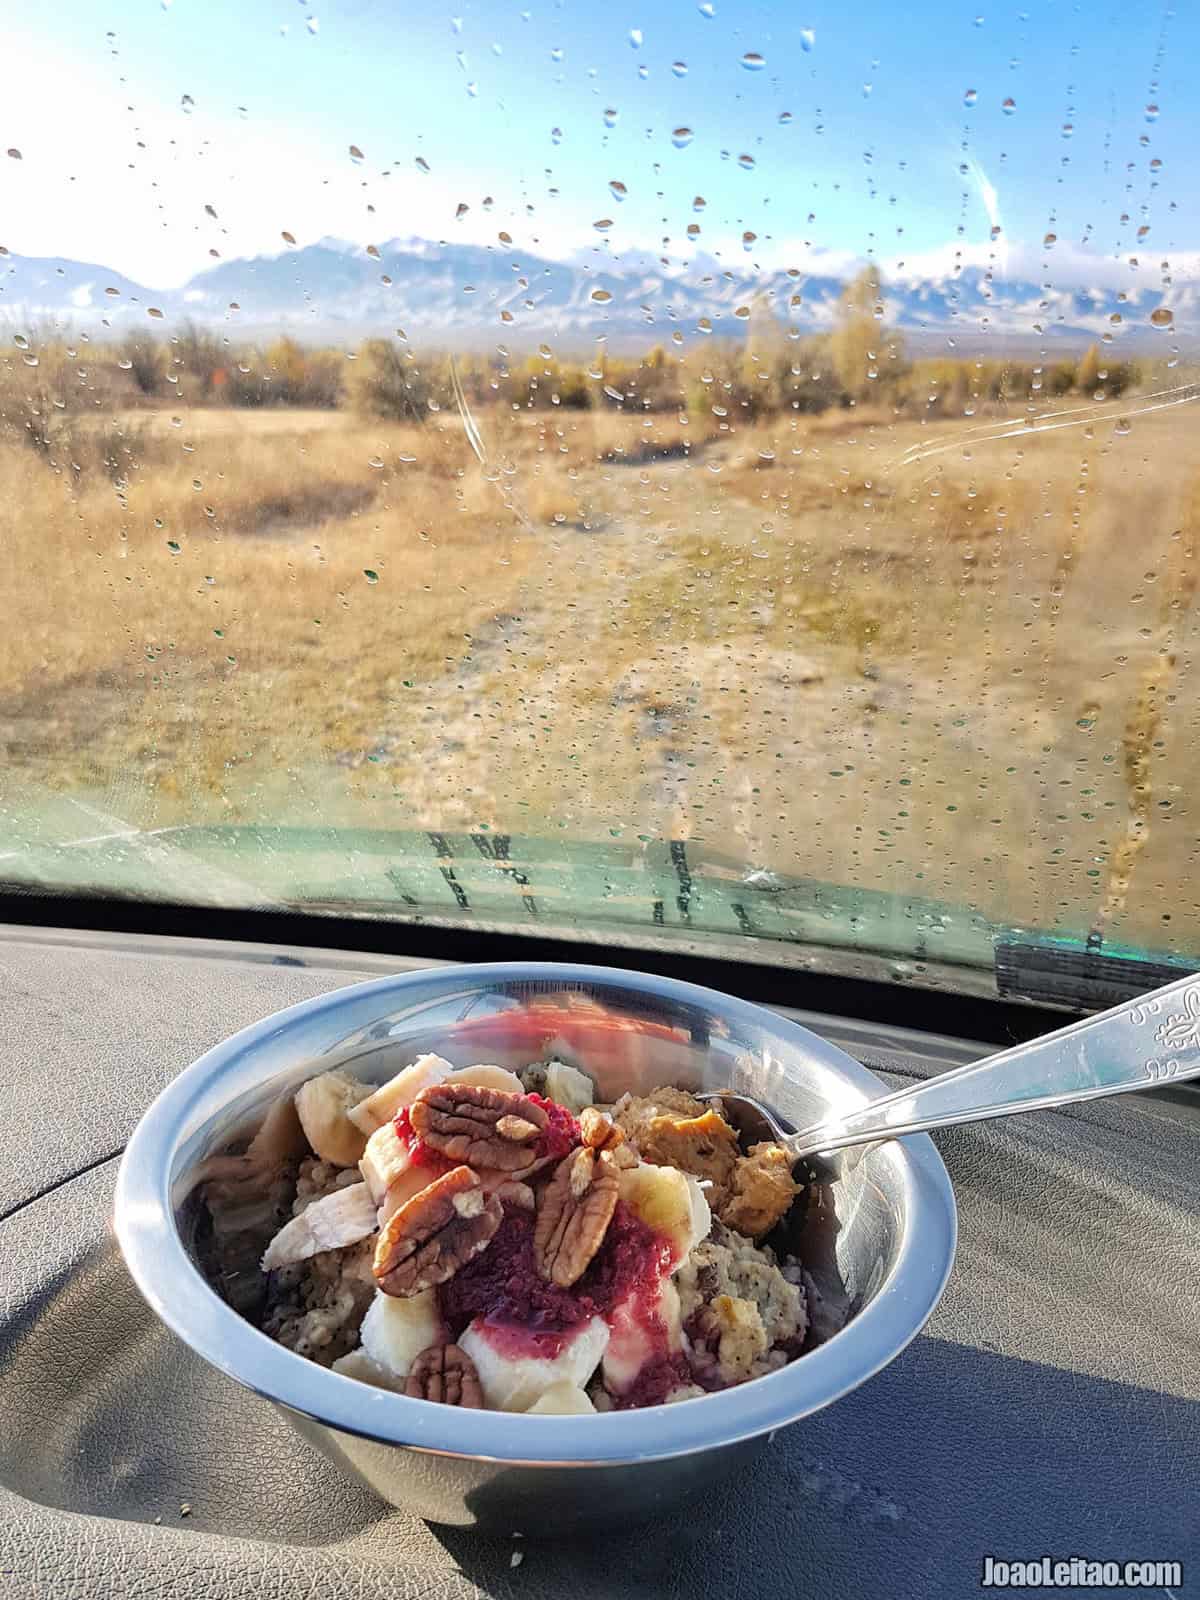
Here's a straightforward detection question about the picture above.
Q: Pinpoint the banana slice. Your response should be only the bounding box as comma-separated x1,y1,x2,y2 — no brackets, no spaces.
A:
359,1288,443,1380
295,1071,369,1167
525,1381,597,1415
446,1064,526,1095
458,1315,609,1413
359,1121,414,1203
346,1053,454,1137
331,1348,406,1392
245,1093,310,1165
260,1181,377,1272
378,1164,437,1223
602,1276,683,1394
617,1163,711,1263
543,1060,596,1115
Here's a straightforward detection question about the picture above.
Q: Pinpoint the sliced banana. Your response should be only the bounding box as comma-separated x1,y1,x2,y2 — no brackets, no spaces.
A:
446,1064,526,1095
359,1121,414,1203
245,1093,310,1165
359,1288,443,1380
331,1348,406,1392
346,1053,454,1136
294,1070,369,1167
617,1163,711,1263
260,1181,377,1272
602,1276,683,1394
524,1381,597,1415
378,1164,437,1223
459,1315,609,1413
543,1059,597,1115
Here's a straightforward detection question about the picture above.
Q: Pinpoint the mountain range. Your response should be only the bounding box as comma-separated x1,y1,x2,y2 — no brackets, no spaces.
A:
0,237,1190,353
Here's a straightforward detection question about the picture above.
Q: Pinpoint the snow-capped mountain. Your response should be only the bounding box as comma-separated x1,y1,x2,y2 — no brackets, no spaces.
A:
0,238,1191,350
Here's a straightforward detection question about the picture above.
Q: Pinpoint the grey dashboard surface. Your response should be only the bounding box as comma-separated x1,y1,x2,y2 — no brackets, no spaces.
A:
0,927,1197,1599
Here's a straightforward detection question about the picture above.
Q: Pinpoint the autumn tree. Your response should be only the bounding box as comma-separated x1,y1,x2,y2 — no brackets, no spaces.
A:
831,266,894,404
117,332,164,397
1076,342,1103,395
739,292,788,414
349,338,433,421
172,320,226,400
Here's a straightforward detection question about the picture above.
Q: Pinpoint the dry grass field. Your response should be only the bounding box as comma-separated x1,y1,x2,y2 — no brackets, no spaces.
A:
3,351,1199,956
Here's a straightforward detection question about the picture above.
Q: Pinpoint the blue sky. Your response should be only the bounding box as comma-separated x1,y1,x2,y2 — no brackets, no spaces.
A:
1,0,1193,289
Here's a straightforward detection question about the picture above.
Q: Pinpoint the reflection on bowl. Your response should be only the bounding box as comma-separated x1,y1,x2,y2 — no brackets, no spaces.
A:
115,963,956,1532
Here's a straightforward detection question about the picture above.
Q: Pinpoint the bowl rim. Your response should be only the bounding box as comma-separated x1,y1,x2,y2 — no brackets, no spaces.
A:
114,960,957,1466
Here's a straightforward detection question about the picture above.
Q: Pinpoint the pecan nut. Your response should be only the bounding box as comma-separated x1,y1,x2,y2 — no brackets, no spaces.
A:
373,1165,502,1296
579,1106,626,1152
411,1083,551,1175
533,1147,619,1287
494,1179,536,1211
404,1343,484,1407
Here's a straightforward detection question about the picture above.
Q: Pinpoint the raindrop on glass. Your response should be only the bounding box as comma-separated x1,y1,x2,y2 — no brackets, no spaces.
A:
741,51,765,70
671,61,688,77
1150,307,1174,329
1144,103,1159,123
603,108,619,128
800,28,815,51
963,88,977,107
1001,97,1016,115
672,127,694,148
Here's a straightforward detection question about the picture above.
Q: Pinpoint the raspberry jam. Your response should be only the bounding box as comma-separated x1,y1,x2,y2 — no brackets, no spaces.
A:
525,1093,579,1163
391,1106,454,1173
440,1200,670,1358
611,1352,694,1410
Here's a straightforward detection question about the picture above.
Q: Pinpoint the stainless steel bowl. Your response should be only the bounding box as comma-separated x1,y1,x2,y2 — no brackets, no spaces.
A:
114,962,956,1533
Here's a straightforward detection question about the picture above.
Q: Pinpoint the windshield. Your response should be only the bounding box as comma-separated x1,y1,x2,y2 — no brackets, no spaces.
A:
2,2,1197,1001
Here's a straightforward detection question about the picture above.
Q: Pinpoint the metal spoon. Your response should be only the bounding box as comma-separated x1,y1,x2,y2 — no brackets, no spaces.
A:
698,970,1200,1163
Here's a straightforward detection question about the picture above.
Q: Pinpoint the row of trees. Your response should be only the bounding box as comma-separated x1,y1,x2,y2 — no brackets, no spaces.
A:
6,274,1143,446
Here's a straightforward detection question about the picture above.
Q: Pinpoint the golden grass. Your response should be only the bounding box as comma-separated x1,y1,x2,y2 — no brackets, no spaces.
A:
5,388,1200,960
0,408,540,798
